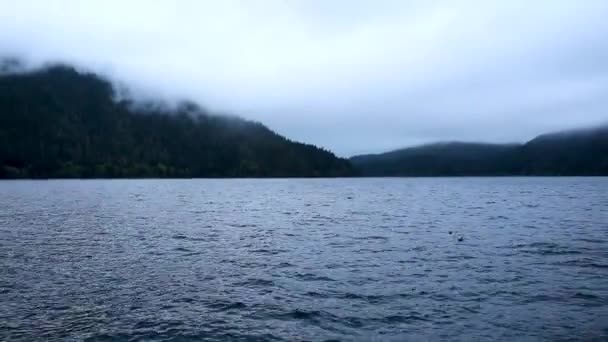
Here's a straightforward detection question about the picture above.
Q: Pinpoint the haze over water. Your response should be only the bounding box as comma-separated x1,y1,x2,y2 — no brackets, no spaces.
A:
1,178,607,341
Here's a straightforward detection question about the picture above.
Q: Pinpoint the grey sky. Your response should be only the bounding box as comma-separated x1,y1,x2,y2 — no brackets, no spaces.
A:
1,0,607,156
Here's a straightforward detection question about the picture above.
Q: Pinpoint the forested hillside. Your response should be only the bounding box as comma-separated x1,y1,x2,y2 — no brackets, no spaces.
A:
2,62,606,179
0,65,355,178
351,127,608,176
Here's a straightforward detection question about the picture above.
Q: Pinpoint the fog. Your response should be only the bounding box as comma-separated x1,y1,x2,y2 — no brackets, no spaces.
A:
1,0,607,156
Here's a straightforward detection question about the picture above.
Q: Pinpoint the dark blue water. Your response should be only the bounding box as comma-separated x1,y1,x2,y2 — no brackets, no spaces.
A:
1,178,607,341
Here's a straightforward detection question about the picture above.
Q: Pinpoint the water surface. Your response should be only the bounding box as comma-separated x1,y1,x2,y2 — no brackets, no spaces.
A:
1,178,607,341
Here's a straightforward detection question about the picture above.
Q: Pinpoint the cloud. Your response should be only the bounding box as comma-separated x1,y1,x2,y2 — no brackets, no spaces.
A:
1,0,607,155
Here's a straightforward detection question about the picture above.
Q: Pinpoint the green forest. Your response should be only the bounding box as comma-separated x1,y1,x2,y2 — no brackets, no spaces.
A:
350,128,608,176
0,65,355,178
1,63,607,178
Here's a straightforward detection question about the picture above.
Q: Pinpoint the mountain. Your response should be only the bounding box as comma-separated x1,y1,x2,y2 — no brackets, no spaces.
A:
351,142,521,176
0,65,355,178
2,62,606,179
351,127,608,176
520,126,608,175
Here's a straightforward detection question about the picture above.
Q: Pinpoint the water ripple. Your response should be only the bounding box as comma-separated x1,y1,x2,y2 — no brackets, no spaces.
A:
1,178,607,341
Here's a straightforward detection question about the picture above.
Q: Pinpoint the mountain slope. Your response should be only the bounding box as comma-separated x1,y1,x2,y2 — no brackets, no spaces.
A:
0,65,355,178
351,127,608,176
520,126,608,175
351,142,521,176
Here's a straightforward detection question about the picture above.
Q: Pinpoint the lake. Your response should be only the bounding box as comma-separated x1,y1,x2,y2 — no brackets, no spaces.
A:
1,178,607,341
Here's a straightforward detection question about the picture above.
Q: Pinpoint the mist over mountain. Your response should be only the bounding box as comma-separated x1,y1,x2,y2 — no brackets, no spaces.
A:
2,1,608,155
351,127,608,176
0,65,355,178
1,61,607,179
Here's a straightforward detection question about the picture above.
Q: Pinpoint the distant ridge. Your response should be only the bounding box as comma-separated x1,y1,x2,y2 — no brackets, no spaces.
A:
351,126,608,176
1,60,606,178
0,63,355,178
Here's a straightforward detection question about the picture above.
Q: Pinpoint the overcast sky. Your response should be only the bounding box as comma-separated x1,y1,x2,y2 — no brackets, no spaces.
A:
1,0,607,156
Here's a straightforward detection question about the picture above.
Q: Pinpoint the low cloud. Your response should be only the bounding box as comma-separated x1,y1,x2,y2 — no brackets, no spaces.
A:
1,0,607,155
